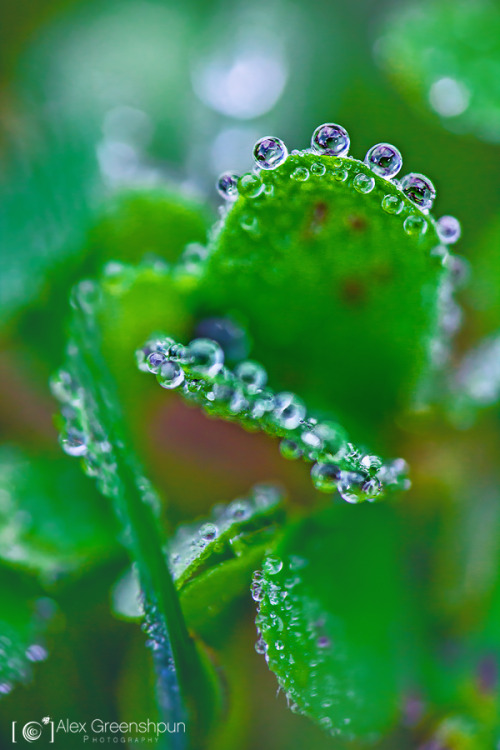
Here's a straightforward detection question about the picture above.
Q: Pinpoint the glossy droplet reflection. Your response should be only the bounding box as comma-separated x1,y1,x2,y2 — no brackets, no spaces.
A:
401,173,436,211
253,137,288,170
311,123,350,157
364,143,402,179
217,172,239,200
437,215,461,244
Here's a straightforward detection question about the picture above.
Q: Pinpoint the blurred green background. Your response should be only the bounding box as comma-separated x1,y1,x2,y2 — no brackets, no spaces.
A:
1,0,500,747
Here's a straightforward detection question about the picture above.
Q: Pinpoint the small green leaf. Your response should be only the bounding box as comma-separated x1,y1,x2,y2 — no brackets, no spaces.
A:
0,446,118,581
138,333,410,503
254,503,408,739
198,150,450,436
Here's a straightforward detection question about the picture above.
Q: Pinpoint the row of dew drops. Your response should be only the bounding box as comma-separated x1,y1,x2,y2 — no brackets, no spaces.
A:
216,123,461,246
136,333,410,504
252,552,359,739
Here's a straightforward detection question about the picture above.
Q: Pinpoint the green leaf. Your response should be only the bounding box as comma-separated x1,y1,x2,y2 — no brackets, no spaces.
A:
87,189,211,266
254,503,408,740
0,118,97,326
0,446,118,581
52,276,221,748
198,150,451,437
113,483,286,639
0,567,55,696
137,333,410,503
377,0,500,143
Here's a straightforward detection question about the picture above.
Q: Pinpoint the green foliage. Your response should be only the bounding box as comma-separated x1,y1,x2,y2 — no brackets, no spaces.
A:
0,568,55,695
199,152,447,437
377,0,500,142
0,446,117,580
255,504,408,740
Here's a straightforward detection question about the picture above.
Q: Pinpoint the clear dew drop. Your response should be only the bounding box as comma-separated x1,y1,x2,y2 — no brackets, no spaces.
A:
311,161,326,176
364,143,402,179
273,392,306,430
255,636,267,655
199,522,218,543
404,214,428,236
239,172,264,199
275,640,285,651
240,214,259,233
291,167,309,182
353,173,375,194
263,555,283,576
311,123,350,157
157,361,185,390
234,360,267,393
252,136,288,170
60,429,88,457
332,167,348,182
311,462,342,492
280,438,302,460
381,194,403,215
147,351,166,374
400,172,436,211
436,215,461,244
185,338,224,378
337,471,366,504
217,171,239,201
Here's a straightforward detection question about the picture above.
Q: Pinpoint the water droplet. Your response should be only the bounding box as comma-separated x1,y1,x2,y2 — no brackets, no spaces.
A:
353,173,375,194
311,123,350,157
273,392,306,430
255,636,267,654
381,194,403,214
263,555,283,576
275,640,285,651
311,462,341,492
25,644,48,663
253,136,288,170
317,635,331,649
157,361,185,389
332,167,347,182
404,214,428,236
311,161,326,176
401,173,436,211
337,471,367,503
229,499,252,521
147,351,166,374
217,171,239,200
437,215,461,244
185,338,224,378
199,522,218,542
234,360,267,393
280,439,302,460
60,429,88,457
239,172,264,198
360,455,383,474
240,214,259,233
364,143,402,179
291,167,309,182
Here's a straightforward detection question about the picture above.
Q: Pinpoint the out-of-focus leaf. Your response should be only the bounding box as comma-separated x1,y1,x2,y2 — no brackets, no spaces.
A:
198,149,453,438
0,118,98,326
377,0,500,143
0,567,55,697
254,503,408,740
0,446,118,581
52,273,221,747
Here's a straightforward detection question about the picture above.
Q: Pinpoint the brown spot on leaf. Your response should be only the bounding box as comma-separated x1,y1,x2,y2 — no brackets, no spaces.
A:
346,214,368,232
303,201,329,239
340,278,367,305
